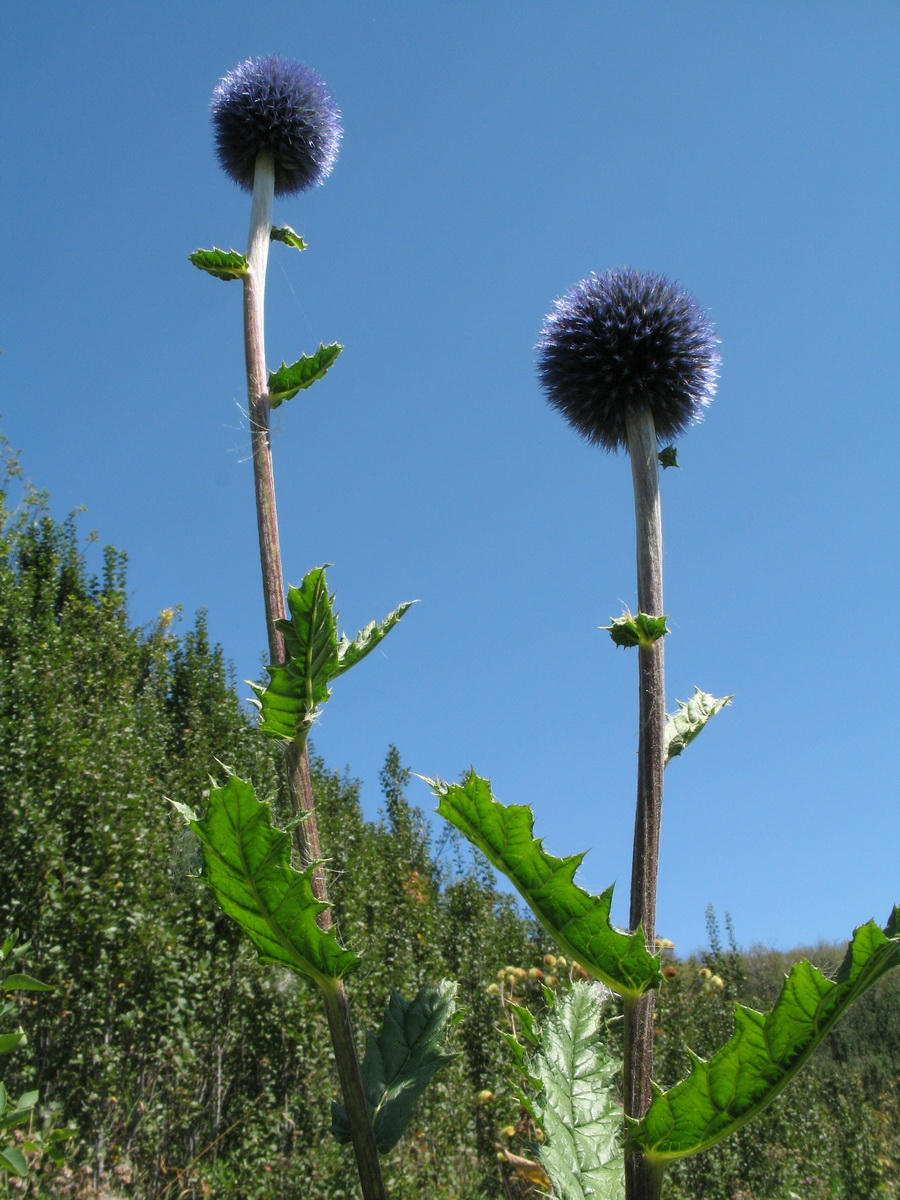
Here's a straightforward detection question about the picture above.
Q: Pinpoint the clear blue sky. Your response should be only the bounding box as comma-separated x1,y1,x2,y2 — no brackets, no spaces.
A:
3,2,898,957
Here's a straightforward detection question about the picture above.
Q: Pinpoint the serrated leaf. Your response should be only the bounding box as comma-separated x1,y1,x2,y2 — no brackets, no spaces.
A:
603,612,669,649
430,773,661,999
332,981,457,1153
630,910,900,1164
0,1145,27,1176
664,688,732,765
176,774,360,988
267,343,342,407
533,983,625,1200
658,446,680,469
250,566,414,744
189,247,248,281
270,224,306,251
2,974,52,994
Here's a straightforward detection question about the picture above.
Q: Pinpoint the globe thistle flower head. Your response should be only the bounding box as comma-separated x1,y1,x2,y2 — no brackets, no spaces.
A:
211,56,342,197
537,269,719,451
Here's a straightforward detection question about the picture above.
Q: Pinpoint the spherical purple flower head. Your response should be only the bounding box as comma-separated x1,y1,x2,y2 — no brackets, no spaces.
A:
211,56,341,196
537,269,720,451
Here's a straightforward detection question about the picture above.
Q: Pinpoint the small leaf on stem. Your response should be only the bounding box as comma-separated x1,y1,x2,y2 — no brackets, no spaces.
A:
603,612,669,649
664,688,732,764
189,247,249,280
270,224,306,251
658,446,680,469
267,343,343,407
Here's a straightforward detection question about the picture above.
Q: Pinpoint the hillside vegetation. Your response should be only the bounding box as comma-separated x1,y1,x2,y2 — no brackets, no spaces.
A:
0,454,896,1199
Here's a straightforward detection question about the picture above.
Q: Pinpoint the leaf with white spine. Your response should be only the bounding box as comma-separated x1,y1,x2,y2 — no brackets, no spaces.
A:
530,983,625,1200
664,687,732,764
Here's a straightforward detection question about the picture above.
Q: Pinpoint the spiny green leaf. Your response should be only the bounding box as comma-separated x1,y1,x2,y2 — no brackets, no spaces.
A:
2,974,52,994
331,981,457,1153
189,247,248,281
658,446,680,469
629,910,900,1164
267,343,342,407
664,688,732,765
429,773,661,999
603,612,669,650
250,566,414,743
270,224,306,251
532,983,625,1200
175,774,360,987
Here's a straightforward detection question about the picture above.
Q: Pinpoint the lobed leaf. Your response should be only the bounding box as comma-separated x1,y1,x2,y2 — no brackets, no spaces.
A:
332,981,458,1153
629,909,900,1164
533,982,625,1200
267,343,342,407
429,773,661,999
664,688,732,765
188,247,248,281
270,224,306,251
172,775,360,988
250,567,414,744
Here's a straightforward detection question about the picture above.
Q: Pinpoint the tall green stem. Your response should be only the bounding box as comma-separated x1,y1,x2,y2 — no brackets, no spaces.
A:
242,153,388,1200
623,409,666,1200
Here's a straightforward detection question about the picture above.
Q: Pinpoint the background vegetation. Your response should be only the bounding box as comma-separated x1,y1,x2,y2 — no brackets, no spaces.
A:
0,451,897,1199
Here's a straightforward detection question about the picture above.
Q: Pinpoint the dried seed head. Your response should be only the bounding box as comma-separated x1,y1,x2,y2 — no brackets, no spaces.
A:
537,269,719,451
211,56,342,196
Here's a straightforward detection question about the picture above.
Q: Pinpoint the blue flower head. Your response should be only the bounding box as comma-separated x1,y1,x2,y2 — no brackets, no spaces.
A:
211,56,342,196
537,269,719,451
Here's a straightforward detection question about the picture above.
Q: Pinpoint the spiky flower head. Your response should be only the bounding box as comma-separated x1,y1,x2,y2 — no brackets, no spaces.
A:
537,269,719,451
211,56,341,196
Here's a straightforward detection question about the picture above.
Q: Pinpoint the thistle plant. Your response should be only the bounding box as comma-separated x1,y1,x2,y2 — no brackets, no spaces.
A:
428,268,900,1200
178,57,455,1200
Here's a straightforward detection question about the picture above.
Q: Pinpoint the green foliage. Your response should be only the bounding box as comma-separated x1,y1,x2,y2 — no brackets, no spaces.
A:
519,982,625,1200
630,910,900,1165
267,343,343,406
249,566,414,744
270,225,306,251
188,247,248,280
173,775,361,986
0,460,545,1197
663,688,732,765
603,612,669,649
430,772,661,999
657,447,679,469
653,922,895,1200
332,982,458,1154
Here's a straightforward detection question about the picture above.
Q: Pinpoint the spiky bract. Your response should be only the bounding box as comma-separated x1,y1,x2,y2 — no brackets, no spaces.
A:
537,269,719,451
211,56,341,196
